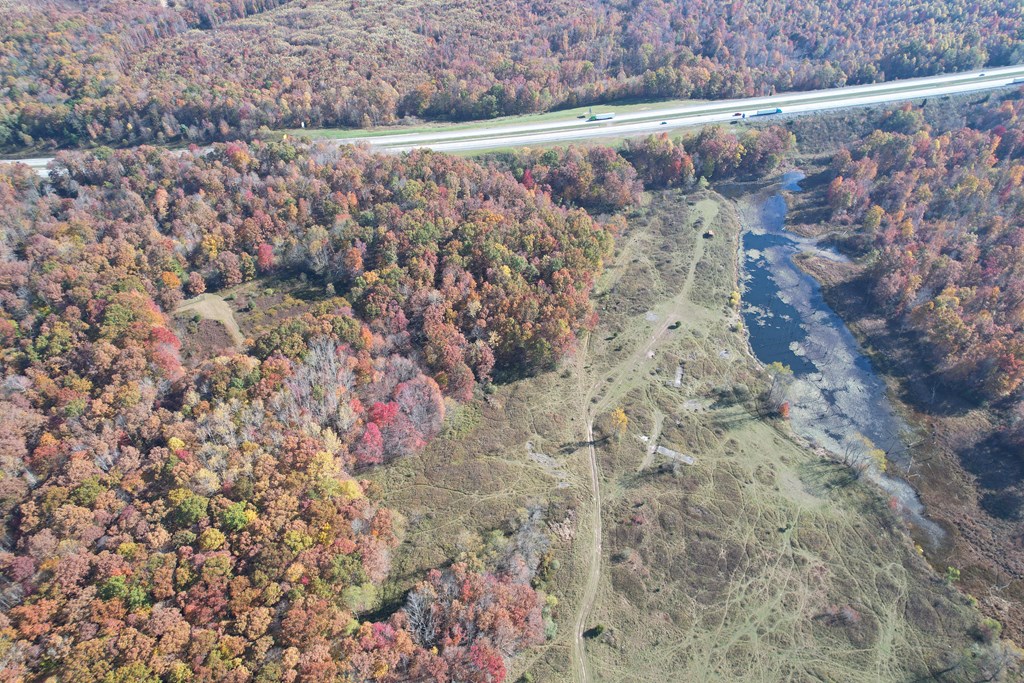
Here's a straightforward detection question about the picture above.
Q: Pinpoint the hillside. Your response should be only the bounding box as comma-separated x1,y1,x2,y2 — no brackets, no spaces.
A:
3,0,1024,151
0,141,610,680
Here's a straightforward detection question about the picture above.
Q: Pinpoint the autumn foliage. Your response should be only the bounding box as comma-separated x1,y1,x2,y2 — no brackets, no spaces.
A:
0,142,602,680
2,0,1022,151
494,126,794,210
827,97,1024,401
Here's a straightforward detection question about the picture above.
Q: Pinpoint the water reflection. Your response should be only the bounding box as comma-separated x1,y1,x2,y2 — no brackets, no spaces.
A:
740,172,944,544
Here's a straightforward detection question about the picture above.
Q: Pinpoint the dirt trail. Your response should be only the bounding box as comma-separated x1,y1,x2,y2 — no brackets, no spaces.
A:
570,206,709,683
175,293,244,346
572,405,603,683
637,408,665,471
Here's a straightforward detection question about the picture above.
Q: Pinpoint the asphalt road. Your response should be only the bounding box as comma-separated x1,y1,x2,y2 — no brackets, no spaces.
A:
4,157,52,176
349,64,1024,153
3,64,1024,174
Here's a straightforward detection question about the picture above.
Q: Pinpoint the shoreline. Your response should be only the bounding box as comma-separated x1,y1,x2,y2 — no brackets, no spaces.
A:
794,248,1024,643
729,174,953,555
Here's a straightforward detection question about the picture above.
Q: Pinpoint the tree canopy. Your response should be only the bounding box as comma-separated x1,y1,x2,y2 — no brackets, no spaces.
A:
2,0,1021,151
0,141,610,681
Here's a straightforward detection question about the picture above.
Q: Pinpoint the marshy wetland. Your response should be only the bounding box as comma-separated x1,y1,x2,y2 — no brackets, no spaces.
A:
740,172,945,546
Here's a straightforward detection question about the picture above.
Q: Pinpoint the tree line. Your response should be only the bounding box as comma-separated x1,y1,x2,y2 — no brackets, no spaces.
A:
826,95,1024,438
0,140,615,681
2,0,1022,151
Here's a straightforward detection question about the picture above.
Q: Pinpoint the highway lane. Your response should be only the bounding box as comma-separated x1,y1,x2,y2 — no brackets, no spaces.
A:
2,157,53,177
345,64,1024,150
3,65,1024,174
375,65,1024,153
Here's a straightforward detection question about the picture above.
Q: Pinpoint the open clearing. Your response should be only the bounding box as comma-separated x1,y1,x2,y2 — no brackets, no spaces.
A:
364,186,995,681
174,292,245,346
166,183,1001,681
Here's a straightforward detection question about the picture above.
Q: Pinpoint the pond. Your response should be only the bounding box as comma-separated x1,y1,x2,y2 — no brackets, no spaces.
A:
740,171,944,544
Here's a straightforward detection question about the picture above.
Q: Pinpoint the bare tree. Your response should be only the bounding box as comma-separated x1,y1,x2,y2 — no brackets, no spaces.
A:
285,337,356,429
838,434,887,479
499,506,550,583
759,361,793,417
404,586,438,647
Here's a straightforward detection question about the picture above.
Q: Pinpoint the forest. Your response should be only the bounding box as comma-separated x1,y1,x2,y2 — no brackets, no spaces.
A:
492,124,795,212
0,140,619,681
826,96,1024,436
3,0,1024,151
0,120,795,680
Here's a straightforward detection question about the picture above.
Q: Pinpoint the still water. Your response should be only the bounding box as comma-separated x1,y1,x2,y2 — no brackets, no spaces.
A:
741,172,943,543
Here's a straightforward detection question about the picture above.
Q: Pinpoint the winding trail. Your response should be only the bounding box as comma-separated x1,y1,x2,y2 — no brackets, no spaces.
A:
570,202,709,683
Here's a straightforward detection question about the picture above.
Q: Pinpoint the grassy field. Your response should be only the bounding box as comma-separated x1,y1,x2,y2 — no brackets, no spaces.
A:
568,190,993,681
168,182,1009,681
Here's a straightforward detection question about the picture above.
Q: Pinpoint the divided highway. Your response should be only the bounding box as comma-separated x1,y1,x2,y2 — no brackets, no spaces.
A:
3,157,53,177
353,65,1024,153
3,65,1024,175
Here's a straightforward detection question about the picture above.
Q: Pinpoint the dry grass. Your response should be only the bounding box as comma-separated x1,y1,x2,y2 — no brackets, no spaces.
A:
576,189,990,682
168,186,1000,681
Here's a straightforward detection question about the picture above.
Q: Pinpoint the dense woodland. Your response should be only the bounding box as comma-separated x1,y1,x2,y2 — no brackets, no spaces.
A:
0,141,617,681
3,0,1024,151
0,90,794,677
827,96,1024,428
493,124,795,212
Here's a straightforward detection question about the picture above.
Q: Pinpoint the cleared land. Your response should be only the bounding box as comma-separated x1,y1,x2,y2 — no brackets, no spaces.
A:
360,187,999,681
175,292,245,346
164,181,1008,681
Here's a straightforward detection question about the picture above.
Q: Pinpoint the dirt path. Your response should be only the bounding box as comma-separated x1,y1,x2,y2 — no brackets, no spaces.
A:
572,404,603,683
570,206,709,683
637,407,665,472
175,293,244,346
